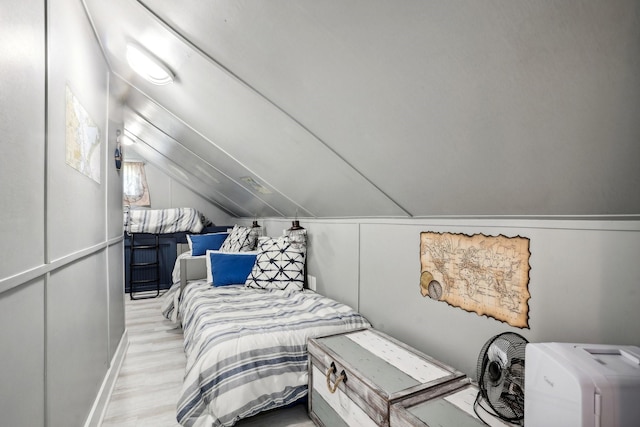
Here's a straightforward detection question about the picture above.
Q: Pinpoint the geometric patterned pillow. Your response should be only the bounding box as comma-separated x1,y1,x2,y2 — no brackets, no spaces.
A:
245,236,306,291
219,225,256,252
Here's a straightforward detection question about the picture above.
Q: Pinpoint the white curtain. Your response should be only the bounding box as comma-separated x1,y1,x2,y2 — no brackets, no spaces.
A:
123,161,150,206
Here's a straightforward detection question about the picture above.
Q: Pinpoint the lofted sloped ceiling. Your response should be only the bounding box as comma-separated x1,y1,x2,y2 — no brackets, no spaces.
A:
85,0,640,217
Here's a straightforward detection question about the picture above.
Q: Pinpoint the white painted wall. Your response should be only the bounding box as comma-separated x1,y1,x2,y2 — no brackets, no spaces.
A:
0,1,47,424
0,1,125,426
262,217,640,378
83,1,640,218
0,0,46,282
144,161,237,226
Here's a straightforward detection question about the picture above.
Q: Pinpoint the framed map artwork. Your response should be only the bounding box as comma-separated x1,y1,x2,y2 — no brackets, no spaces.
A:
420,231,531,328
65,85,101,183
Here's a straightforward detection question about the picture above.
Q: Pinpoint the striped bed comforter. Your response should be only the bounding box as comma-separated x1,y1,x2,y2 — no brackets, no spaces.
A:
172,281,371,427
126,207,205,234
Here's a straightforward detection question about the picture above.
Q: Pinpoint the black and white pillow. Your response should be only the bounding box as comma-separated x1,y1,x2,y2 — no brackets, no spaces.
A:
245,236,306,291
219,225,256,252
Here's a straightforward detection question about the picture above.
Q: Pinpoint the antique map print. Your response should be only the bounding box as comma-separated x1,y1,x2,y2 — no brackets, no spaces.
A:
420,232,531,328
66,85,101,183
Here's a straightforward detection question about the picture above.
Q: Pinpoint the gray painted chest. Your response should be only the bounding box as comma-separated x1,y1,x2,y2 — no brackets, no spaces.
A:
308,328,466,426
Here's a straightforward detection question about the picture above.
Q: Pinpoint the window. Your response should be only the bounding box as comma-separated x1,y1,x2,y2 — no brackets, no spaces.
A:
123,161,150,207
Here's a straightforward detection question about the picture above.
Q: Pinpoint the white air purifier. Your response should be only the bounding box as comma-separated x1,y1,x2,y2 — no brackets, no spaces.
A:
525,342,640,427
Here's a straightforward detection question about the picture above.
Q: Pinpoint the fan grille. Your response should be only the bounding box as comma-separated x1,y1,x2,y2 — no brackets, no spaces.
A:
476,332,528,423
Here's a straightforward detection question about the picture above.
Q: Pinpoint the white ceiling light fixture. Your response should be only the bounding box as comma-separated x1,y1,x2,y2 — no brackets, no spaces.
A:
126,42,174,85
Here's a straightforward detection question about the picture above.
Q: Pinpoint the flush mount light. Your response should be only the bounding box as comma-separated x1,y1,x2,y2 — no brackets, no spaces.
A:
126,42,174,85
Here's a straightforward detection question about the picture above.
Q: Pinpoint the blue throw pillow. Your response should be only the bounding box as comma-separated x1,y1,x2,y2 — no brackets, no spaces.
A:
207,250,258,287
188,233,229,256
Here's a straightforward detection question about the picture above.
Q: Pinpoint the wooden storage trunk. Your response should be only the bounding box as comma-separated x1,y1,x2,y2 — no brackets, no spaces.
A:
390,381,513,426
308,328,465,427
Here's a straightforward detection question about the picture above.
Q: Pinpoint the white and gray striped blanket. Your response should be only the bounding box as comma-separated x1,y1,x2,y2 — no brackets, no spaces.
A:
170,281,370,427
126,207,205,234
160,281,183,325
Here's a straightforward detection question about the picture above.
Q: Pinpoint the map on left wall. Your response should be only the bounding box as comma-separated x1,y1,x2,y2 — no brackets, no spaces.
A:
65,85,101,183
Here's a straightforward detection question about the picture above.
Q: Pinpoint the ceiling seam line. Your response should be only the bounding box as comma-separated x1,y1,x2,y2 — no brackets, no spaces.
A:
124,116,288,218
117,73,316,218
129,135,250,217
80,0,114,72
134,0,411,217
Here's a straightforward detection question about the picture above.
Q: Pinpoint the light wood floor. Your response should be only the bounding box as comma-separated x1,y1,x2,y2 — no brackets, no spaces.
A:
101,293,314,427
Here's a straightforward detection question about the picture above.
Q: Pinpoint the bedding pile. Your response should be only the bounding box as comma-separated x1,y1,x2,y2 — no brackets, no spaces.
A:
126,207,208,234
164,281,370,427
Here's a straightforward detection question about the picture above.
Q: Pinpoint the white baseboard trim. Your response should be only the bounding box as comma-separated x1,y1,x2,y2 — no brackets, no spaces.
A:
84,329,130,427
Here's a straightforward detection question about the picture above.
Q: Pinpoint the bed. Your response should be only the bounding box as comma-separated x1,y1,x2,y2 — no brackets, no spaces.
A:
164,281,370,427
165,230,238,302
161,234,371,427
125,207,210,234
123,207,230,295
161,224,257,320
